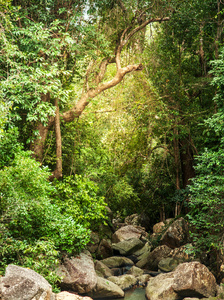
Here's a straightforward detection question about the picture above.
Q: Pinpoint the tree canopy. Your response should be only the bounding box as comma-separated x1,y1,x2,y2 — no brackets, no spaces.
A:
1,0,224,288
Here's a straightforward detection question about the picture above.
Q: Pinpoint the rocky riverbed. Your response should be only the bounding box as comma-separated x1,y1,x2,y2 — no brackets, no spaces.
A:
1,215,224,300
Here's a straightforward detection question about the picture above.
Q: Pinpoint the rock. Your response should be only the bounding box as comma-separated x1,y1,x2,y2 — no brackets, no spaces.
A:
99,224,113,240
153,221,165,234
146,261,217,300
183,298,200,300
125,214,142,226
158,257,180,272
126,266,144,277
169,244,194,261
125,213,151,231
172,262,217,298
136,245,171,270
57,251,97,294
96,239,113,259
217,283,224,298
133,242,151,261
110,268,123,276
56,291,93,300
87,232,100,254
112,225,147,243
137,274,151,286
100,256,134,268
107,274,138,291
160,217,189,249
0,264,52,300
88,276,124,299
94,261,113,278
112,238,144,256
145,272,178,300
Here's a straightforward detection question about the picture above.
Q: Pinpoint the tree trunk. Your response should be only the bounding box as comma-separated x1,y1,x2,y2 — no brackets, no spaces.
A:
51,99,62,180
179,135,195,188
31,93,54,162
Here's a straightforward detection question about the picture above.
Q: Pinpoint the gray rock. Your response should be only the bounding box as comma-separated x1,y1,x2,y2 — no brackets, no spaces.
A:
57,251,97,294
136,245,171,270
56,291,93,299
112,238,144,256
96,239,113,259
126,266,144,277
172,262,217,298
0,264,52,300
94,260,113,278
100,256,134,268
158,257,180,272
146,261,217,300
137,274,151,286
112,225,147,243
133,242,151,259
160,217,189,249
107,274,138,291
153,221,165,234
87,232,100,254
145,272,178,300
88,276,124,299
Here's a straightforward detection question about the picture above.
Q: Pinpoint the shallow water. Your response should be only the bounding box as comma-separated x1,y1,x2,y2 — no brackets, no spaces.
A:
100,287,146,300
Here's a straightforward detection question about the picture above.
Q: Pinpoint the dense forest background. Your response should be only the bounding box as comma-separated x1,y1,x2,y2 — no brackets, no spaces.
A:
1,0,224,288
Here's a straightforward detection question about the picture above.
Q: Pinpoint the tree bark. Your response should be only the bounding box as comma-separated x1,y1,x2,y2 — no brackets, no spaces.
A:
31,93,54,162
32,16,170,177
179,135,195,188
50,99,62,180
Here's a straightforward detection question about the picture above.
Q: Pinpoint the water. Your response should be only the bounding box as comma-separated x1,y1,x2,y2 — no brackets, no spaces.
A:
102,287,146,300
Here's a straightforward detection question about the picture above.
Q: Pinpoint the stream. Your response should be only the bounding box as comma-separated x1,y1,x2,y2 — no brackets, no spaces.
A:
95,287,146,300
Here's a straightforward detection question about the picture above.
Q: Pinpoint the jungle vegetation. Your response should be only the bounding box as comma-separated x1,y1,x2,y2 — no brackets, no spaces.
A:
1,0,224,287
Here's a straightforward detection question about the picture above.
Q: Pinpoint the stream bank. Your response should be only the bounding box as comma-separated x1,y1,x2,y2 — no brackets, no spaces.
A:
1,214,224,300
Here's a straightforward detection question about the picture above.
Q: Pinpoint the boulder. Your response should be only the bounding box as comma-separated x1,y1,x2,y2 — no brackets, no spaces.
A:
158,257,180,272
169,244,194,261
56,292,93,300
87,232,100,254
112,238,144,256
94,261,113,278
136,245,171,270
126,266,144,277
145,272,178,300
96,239,113,259
0,264,52,300
57,251,97,294
107,274,138,291
137,274,151,286
88,276,124,299
146,261,217,300
125,214,142,226
112,225,147,243
100,256,134,269
125,213,150,231
182,298,200,300
153,221,165,234
172,262,217,298
160,217,189,249
133,242,151,261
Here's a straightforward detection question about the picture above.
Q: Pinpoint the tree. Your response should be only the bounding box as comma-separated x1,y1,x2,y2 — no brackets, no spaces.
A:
143,0,223,207
1,0,172,178
187,46,224,270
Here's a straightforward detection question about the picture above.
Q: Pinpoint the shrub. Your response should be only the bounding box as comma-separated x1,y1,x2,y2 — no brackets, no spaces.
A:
0,151,90,287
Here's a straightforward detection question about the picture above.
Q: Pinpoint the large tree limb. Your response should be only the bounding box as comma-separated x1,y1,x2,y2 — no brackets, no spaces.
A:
62,63,143,122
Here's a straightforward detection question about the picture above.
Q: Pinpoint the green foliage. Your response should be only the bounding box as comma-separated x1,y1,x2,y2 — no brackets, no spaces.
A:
187,46,224,258
187,148,224,255
0,151,90,286
0,127,22,168
53,175,107,229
